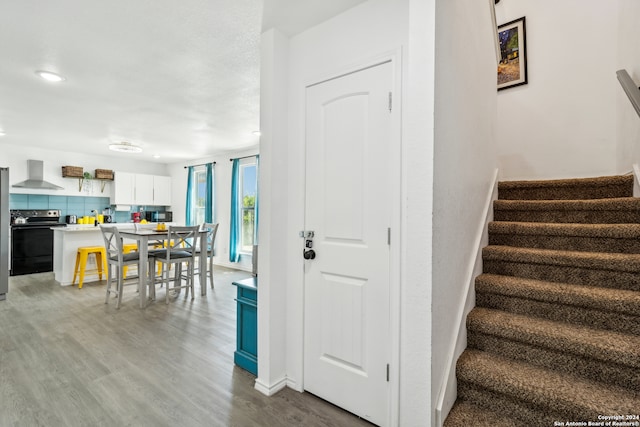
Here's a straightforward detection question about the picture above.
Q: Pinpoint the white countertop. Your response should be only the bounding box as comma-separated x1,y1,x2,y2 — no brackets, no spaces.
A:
55,223,161,232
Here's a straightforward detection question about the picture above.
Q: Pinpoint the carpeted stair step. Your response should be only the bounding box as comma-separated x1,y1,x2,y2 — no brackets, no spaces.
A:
465,307,640,390
493,197,640,224
444,400,520,427
497,174,633,200
488,221,640,253
456,349,640,425
482,245,640,291
475,273,640,335
447,174,640,426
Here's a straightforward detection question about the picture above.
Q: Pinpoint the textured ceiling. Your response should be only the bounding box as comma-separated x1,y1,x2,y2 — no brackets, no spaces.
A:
0,0,367,164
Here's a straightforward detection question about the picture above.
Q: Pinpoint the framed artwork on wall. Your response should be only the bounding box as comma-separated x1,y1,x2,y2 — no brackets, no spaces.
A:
497,16,528,91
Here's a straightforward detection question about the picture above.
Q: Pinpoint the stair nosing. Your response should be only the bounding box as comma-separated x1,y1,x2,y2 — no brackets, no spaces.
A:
476,273,640,316
497,175,633,190
483,245,640,272
467,307,640,368
457,349,640,414
445,400,521,427
494,197,640,210
488,221,640,239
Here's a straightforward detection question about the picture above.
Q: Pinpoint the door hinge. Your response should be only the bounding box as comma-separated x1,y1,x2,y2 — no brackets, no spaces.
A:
387,228,391,246
386,364,390,382
388,92,392,112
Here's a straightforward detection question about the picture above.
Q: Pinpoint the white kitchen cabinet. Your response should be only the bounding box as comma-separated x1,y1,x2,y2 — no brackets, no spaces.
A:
112,172,172,206
135,174,154,205
113,171,136,205
153,175,172,206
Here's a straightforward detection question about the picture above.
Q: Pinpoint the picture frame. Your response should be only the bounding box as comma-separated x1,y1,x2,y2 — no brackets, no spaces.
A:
497,16,527,91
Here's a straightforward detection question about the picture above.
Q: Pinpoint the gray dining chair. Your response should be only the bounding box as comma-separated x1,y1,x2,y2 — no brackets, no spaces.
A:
100,225,143,309
198,223,219,289
148,225,200,304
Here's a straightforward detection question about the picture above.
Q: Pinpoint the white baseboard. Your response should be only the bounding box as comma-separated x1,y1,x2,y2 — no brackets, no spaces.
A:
254,376,289,396
212,259,253,273
435,168,499,427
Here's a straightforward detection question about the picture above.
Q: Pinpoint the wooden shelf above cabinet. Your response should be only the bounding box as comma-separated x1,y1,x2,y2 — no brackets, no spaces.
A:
62,166,83,178
95,169,114,180
61,166,114,192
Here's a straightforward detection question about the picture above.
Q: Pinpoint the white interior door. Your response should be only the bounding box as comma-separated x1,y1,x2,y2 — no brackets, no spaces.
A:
304,61,393,426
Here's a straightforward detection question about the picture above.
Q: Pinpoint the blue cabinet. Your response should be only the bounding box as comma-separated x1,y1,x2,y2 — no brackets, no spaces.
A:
232,277,257,375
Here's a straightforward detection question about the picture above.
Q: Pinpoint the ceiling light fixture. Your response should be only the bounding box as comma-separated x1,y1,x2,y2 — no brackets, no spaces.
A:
252,130,261,136
108,141,143,153
35,70,66,82
0,130,6,137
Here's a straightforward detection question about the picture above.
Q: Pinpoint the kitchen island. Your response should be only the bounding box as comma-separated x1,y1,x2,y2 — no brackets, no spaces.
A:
52,223,143,286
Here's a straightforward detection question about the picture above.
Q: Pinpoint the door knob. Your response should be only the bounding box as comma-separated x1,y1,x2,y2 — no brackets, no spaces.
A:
303,249,316,260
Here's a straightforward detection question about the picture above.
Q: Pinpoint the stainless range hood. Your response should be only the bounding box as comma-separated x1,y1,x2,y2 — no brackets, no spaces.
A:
12,160,63,190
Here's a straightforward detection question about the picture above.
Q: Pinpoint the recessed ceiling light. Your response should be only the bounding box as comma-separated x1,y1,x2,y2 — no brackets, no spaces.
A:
0,130,6,137
152,154,161,159
35,70,65,82
108,141,143,153
252,130,261,136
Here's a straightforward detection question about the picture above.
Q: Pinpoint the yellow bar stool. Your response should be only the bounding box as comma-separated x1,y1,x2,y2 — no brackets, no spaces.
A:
72,246,107,289
122,243,138,278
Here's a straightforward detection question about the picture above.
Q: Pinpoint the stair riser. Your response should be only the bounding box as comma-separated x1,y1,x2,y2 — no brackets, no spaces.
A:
483,260,640,291
489,233,640,253
456,382,566,425
493,209,640,224
476,292,640,336
497,184,633,201
467,331,640,392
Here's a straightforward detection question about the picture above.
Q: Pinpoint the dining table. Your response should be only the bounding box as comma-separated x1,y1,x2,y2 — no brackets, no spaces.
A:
119,226,209,308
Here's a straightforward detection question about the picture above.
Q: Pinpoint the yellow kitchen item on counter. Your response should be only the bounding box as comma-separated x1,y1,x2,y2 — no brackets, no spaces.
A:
98,214,104,223
140,219,148,224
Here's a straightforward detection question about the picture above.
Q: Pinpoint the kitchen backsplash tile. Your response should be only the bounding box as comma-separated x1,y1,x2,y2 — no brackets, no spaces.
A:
10,194,28,208
9,194,111,220
67,197,85,210
9,193,165,223
28,195,49,209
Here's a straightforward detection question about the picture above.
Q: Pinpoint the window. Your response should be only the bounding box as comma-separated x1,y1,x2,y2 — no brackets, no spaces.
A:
239,161,257,253
186,163,213,227
230,156,258,262
192,167,207,225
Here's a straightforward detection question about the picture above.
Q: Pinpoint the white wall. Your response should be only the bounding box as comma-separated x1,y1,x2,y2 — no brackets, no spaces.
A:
403,0,435,424
495,1,618,180
259,0,435,424
432,0,498,423
166,147,258,273
616,0,640,171
255,28,289,395
1,142,167,197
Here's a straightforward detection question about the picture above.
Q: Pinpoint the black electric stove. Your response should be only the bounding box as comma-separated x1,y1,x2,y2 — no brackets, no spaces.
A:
10,209,66,276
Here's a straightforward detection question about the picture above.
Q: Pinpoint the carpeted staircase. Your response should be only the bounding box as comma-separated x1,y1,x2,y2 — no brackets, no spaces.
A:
444,174,640,426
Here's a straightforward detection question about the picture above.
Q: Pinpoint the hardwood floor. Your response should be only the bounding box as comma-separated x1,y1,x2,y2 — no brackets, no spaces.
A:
0,267,372,427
